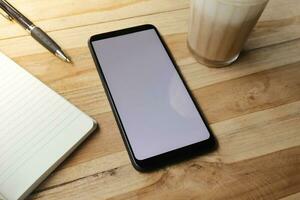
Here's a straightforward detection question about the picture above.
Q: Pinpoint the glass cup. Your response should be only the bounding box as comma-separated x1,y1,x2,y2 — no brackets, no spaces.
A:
187,0,269,67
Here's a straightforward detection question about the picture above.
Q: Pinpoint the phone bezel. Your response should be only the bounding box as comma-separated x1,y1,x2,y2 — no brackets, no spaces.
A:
88,24,216,171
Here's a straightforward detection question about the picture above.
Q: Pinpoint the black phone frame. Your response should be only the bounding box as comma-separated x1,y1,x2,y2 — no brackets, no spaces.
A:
88,24,216,171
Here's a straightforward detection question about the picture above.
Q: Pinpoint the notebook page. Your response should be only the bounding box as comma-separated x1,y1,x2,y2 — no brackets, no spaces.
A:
0,53,96,200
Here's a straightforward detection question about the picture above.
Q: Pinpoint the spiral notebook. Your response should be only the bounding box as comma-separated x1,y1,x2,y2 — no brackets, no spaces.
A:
0,52,97,200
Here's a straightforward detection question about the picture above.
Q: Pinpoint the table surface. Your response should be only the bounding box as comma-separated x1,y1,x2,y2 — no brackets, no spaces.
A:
0,0,299,199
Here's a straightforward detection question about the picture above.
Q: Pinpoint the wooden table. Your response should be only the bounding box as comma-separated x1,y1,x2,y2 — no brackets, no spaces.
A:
0,0,299,199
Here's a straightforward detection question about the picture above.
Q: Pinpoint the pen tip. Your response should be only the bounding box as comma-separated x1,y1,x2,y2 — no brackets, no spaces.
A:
55,50,72,64
66,57,71,63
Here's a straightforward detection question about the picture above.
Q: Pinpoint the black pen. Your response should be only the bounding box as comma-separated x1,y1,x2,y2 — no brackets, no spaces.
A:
0,0,71,63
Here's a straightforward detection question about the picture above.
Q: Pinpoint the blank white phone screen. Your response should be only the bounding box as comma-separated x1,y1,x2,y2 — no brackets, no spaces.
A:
92,29,210,160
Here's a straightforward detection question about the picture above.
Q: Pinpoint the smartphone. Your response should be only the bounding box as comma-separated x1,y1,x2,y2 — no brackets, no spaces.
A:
89,24,215,171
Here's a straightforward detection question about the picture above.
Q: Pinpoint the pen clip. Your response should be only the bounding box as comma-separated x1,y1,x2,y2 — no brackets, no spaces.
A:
0,6,13,21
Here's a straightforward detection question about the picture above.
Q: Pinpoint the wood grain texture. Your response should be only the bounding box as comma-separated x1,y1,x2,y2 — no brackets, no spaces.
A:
0,0,298,199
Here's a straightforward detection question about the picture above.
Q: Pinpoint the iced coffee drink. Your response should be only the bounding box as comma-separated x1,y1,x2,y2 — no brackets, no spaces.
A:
188,0,269,67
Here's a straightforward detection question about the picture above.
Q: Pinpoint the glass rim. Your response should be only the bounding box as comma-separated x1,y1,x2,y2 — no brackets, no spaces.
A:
195,0,269,6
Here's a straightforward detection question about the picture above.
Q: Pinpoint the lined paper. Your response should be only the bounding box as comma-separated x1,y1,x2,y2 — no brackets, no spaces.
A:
0,52,97,200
